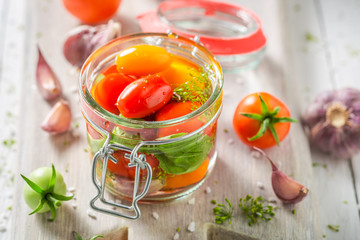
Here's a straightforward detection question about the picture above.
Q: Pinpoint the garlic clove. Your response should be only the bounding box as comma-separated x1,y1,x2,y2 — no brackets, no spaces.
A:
36,46,62,101
63,20,121,68
272,170,309,204
253,147,309,204
41,100,72,134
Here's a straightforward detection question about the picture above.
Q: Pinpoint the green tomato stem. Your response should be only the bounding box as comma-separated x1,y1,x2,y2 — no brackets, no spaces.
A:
46,194,62,207
47,164,57,192
20,174,45,195
241,94,297,145
29,198,46,215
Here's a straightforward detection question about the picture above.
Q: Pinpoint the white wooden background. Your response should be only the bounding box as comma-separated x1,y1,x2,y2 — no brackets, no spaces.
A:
0,0,359,239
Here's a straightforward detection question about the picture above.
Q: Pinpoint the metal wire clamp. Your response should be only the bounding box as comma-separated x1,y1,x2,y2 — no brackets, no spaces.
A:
81,106,152,220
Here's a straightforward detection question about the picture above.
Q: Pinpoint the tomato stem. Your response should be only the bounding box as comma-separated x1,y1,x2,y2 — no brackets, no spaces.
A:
241,95,297,146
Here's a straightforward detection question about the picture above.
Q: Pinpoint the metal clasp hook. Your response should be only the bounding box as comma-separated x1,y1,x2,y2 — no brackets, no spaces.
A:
81,105,152,220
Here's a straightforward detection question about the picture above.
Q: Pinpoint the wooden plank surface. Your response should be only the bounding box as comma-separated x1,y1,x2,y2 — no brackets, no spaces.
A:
0,0,359,239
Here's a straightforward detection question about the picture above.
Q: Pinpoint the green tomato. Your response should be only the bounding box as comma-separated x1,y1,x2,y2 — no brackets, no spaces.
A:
21,164,73,221
23,167,67,213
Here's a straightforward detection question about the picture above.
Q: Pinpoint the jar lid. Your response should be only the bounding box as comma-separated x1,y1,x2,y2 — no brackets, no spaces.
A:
137,0,266,55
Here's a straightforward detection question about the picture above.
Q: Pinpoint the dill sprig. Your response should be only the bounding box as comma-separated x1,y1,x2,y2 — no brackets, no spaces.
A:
239,195,275,226
172,68,212,104
213,198,234,224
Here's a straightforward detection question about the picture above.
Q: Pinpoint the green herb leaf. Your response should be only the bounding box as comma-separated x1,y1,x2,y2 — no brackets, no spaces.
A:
154,133,213,175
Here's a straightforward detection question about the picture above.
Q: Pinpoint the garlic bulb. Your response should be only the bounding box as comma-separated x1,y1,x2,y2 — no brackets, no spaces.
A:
302,88,360,159
63,20,121,68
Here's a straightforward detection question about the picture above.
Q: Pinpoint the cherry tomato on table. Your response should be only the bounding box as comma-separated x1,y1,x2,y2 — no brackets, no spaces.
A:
62,0,121,24
93,73,134,114
117,75,173,118
233,92,297,149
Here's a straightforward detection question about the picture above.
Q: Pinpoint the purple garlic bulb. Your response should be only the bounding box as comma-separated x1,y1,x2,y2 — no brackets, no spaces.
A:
302,88,360,159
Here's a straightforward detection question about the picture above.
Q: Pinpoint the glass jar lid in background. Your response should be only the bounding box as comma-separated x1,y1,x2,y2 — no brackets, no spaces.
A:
138,0,267,72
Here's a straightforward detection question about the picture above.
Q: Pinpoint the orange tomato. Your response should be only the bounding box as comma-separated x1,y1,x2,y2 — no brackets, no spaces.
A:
62,0,121,24
155,101,203,137
115,45,173,76
163,158,209,189
158,56,201,88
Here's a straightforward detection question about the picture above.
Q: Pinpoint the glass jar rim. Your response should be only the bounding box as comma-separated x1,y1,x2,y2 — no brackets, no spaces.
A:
79,32,223,129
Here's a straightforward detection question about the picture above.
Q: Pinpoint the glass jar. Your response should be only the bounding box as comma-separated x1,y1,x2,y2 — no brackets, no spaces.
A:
79,33,223,219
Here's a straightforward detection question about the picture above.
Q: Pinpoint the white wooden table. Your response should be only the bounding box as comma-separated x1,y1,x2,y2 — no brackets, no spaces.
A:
1,0,359,239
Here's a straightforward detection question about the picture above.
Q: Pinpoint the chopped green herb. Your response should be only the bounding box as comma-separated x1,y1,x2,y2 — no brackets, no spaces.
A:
74,122,80,128
3,138,16,148
36,32,43,39
7,206,12,210
305,32,318,42
292,209,296,215
65,163,70,173
343,200,348,204
322,234,326,238
172,68,212,104
83,148,88,153
312,162,327,169
239,195,275,226
211,200,217,205
294,4,301,12
327,224,340,232
213,198,234,224
223,129,229,133
64,140,69,146
176,227,180,232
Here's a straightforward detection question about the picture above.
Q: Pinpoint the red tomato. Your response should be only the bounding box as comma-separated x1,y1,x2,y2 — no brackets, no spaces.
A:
155,101,203,137
233,92,294,149
93,73,133,114
115,45,173,76
107,150,159,180
117,75,173,118
62,0,121,24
